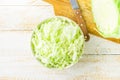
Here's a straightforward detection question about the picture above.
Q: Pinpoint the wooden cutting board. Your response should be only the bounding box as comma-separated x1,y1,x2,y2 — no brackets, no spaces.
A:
0,0,120,80
44,0,120,44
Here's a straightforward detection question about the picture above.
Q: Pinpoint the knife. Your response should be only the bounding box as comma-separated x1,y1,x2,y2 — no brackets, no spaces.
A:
70,0,90,41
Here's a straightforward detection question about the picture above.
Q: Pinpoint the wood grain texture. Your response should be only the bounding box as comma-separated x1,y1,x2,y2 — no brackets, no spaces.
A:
0,31,119,55
0,0,51,5
0,0,120,80
0,55,120,80
0,6,54,30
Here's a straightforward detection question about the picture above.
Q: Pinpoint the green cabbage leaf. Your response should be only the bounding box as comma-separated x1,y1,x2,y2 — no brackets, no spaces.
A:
92,0,120,38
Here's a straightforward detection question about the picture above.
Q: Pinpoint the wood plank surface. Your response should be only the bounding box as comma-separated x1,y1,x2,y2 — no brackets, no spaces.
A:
0,6,54,30
0,0,120,80
0,31,119,55
0,55,120,80
0,0,51,5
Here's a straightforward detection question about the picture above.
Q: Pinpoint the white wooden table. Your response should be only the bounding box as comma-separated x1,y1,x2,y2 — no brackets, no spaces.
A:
0,0,120,80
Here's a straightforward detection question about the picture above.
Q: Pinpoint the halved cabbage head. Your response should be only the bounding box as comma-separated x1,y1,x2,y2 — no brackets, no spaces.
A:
92,0,120,38
31,16,84,69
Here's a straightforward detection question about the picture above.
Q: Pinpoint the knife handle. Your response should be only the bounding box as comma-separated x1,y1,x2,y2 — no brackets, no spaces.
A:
73,9,90,41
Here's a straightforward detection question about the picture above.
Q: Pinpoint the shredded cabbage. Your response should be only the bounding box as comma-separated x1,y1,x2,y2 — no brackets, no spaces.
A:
31,16,84,69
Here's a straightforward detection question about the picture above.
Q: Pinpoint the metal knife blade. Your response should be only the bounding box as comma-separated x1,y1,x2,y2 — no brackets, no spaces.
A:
70,0,79,9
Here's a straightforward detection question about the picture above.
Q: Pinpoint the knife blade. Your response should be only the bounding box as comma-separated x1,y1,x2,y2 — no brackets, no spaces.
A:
70,0,79,9
70,0,90,41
